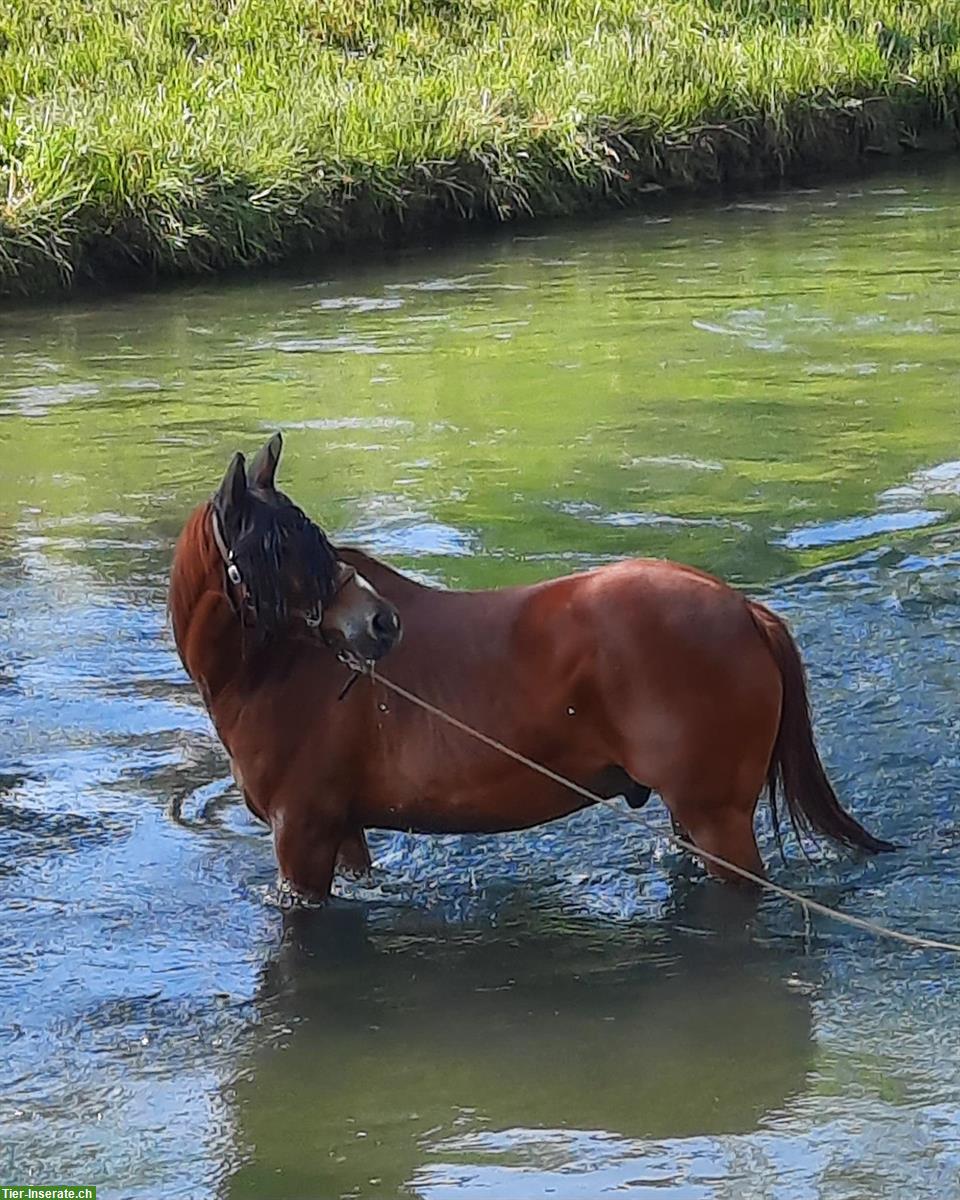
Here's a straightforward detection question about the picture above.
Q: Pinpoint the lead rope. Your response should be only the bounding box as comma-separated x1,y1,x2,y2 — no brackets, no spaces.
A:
370,669,960,955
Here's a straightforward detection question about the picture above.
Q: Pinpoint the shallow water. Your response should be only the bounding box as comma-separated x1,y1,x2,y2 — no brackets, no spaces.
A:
1,162,960,1200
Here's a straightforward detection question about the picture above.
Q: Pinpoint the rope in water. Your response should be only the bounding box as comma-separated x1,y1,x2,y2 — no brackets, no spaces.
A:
371,669,960,955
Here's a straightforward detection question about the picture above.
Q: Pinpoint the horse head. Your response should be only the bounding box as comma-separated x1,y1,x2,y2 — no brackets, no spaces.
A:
210,432,401,668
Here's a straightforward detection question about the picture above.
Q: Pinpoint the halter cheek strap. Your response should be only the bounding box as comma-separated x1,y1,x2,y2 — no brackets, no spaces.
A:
210,508,249,625
210,508,241,582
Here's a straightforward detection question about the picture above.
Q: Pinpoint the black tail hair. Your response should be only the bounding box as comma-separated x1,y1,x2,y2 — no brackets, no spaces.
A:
748,601,896,855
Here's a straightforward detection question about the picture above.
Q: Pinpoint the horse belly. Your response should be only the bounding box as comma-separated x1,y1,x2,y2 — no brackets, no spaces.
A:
357,771,590,835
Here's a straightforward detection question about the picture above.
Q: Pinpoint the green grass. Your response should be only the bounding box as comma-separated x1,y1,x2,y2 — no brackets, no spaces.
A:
1,0,959,298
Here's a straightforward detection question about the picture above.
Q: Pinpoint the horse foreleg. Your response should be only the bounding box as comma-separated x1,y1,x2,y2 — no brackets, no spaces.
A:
336,828,373,880
272,810,340,904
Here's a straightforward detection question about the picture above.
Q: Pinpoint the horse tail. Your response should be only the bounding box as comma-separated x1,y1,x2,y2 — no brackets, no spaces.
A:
748,600,896,855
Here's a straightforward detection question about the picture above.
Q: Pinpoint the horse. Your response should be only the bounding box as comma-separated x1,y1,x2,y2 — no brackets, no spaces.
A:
169,433,894,903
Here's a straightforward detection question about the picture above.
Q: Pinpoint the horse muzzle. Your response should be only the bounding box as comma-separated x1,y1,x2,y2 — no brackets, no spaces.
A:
365,602,402,661
323,599,402,668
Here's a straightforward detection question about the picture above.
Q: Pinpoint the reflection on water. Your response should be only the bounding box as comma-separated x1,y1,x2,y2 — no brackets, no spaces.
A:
231,894,815,1200
1,162,960,1198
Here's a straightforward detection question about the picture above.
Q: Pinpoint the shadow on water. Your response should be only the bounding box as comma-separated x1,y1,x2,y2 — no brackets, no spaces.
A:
228,885,817,1200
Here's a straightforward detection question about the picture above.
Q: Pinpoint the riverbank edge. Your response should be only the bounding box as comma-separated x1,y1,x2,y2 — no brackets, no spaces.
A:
3,96,957,303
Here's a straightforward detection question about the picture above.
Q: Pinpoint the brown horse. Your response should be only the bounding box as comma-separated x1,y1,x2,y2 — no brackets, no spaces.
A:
170,434,894,902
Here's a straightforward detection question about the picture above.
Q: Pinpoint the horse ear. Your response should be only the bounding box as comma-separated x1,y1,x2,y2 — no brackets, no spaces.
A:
248,432,283,491
213,452,247,541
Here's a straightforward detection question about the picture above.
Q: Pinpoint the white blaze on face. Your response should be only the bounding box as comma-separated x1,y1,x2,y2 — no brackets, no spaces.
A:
321,562,399,662
323,566,380,642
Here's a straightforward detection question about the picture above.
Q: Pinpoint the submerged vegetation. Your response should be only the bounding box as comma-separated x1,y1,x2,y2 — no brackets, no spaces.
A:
1,0,959,298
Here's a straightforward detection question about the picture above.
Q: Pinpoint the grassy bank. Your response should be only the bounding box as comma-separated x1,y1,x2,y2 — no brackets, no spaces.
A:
1,0,959,299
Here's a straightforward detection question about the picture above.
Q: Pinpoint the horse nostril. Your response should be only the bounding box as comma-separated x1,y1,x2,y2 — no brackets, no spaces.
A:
372,608,399,639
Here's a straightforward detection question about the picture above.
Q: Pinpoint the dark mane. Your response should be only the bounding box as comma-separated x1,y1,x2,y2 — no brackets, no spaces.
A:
232,492,339,638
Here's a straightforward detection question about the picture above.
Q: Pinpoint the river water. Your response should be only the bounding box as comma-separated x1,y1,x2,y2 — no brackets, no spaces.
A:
2,162,960,1200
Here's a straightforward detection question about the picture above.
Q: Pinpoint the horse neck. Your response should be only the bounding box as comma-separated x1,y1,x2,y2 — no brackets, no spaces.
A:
169,502,245,702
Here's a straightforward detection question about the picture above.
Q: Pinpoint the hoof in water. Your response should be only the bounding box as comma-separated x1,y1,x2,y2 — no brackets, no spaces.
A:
336,862,374,883
272,877,327,910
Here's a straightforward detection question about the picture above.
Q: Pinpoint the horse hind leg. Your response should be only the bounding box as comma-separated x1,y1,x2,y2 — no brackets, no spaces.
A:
662,789,765,886
599,770,702,871
595,758,764,883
